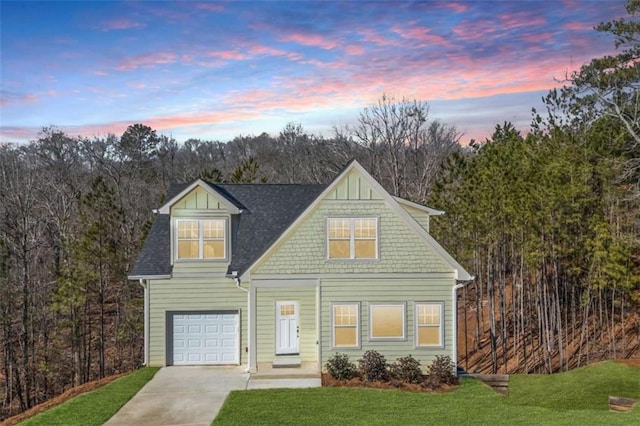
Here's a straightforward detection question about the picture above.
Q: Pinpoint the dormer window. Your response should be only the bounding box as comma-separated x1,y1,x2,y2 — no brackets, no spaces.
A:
327,217,378,259
176,219,226,260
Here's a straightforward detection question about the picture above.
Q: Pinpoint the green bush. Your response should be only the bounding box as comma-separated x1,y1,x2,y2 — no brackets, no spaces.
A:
358,350,389,382
325,353,357,380
424,355,458,389
390,355,423,384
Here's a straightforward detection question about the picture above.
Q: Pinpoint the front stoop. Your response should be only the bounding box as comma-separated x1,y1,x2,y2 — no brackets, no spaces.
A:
249,361,321,389
272,355,302,368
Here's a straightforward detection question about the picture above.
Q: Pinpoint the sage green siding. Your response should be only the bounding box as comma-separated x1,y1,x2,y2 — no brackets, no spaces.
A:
324,170,384,200
255,287,317,363
254,200,450,274
148,277,247,366
400,204,430,232
320,278,454,370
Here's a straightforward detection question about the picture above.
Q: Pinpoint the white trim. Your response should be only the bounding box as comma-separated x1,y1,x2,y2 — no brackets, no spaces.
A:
158,180,240,214
249,286,257,372
393,197,445,216
331,302,360,349
415,302,445,348
369,303,407,340
240,160,471,281
250,272,456,280
128,274,171,280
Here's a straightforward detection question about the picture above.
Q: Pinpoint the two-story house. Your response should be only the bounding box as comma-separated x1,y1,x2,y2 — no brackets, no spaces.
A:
128,160,472,373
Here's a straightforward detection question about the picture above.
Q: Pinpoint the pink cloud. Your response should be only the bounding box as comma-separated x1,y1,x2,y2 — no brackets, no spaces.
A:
565,21,593,31
117,52,178,71
195,3,224,12
499,12,546,30
99,19,146,31
280,33,338,50
0,92,38,106
521,32,553,43
207,50,248,60
440,2,470,13
359,28,402,46
92,70,109,76
392,24,451,47
344,44,365,55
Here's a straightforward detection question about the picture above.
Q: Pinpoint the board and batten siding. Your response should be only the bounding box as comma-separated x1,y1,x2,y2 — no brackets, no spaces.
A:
148,277,247,366
255,287,317,363
320,278,454,370
253,200,451,275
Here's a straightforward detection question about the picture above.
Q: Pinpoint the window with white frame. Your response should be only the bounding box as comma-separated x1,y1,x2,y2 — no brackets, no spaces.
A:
176,219,226,259
327,218,378,259
416,303,443,347
369,303,405,339
332,304,359,348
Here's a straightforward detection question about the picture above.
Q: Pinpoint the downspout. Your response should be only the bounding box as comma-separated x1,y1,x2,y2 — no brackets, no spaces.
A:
452,277,474,376
233,272,250,373
138,279,149,366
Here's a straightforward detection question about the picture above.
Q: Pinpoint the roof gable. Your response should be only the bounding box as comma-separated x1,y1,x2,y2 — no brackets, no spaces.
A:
157,179,241,214
242,160,471,280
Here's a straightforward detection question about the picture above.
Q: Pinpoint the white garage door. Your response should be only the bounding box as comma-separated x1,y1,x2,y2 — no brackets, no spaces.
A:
171,312,239,365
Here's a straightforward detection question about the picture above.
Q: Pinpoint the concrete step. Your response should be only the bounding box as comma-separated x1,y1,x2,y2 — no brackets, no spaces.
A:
272,355,301,368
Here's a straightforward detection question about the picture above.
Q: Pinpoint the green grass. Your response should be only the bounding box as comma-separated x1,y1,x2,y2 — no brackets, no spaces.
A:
214,361,640,425
20,367,159,426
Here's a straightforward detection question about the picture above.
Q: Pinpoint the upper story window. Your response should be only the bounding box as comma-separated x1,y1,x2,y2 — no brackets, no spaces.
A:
176,219,226,260
327,218,378,259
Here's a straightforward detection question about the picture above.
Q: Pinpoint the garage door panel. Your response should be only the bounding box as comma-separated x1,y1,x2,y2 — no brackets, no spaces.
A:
171,312,239,365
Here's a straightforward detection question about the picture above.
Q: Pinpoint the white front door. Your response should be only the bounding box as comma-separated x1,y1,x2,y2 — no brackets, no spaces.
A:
275,301,299,355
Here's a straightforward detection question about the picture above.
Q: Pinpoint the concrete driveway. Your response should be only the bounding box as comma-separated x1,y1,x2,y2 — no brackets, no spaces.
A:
105,366,249,426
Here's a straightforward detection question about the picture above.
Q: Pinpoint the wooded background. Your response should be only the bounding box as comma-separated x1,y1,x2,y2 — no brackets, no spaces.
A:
1,1,638,419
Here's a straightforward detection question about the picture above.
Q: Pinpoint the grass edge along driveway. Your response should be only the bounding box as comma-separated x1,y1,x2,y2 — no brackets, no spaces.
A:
214,361,640,425
19,367,159,426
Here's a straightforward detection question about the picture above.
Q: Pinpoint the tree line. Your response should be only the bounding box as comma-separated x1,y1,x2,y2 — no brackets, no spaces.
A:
431,1,639,373
1,0,638,418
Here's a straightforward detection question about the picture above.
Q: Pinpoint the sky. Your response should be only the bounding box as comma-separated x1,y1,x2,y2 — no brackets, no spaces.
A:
0,0,628,145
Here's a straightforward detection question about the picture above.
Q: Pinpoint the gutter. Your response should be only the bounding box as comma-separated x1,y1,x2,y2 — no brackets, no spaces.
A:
452,277,474,376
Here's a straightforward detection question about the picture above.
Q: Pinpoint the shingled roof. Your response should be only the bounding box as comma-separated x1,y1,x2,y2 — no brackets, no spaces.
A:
128,182,326,279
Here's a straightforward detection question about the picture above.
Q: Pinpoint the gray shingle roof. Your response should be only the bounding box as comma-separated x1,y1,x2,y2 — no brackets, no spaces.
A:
129,213,172,278
128,182,326,279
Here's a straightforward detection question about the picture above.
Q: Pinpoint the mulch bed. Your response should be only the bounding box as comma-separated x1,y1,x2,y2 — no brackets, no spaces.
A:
1,374,124,426
321,373,456,393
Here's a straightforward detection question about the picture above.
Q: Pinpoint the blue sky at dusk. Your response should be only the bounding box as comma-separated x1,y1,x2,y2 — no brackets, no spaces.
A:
0,1,626,144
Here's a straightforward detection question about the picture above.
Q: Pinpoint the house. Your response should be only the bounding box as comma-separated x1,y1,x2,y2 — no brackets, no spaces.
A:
128,160,472,373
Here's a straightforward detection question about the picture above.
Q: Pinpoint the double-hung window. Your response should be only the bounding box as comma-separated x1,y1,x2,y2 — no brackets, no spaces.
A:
176,219,226,260
327,218,378,259
332,304,359,348
416,303,443,347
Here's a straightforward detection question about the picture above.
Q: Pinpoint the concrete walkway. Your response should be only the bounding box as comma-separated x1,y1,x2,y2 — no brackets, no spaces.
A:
105,366,249,426
105,366,321,425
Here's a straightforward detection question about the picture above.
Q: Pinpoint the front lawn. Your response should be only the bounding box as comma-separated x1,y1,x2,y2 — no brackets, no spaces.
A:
20,367,159,426
214,361,639,425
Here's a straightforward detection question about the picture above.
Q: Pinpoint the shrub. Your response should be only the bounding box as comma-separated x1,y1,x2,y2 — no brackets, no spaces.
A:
358,350,389,382
424,355,458,389
325,353,357,380
390,355,423,384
